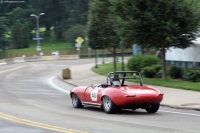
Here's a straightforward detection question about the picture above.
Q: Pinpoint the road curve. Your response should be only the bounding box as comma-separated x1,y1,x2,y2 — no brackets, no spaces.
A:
0,59,200,133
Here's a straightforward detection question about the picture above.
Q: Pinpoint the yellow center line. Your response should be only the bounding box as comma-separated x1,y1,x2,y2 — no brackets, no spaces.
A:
0,66,87,132
0,112,87,133
0,66,25,74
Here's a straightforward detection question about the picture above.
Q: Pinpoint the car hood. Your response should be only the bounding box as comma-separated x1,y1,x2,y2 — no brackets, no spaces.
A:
120,85,162,95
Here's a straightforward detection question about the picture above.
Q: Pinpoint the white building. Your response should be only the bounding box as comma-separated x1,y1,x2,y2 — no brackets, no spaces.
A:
166,38,200,68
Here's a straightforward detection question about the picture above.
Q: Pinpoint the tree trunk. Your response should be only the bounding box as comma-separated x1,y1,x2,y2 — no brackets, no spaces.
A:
141,45,145,54
58,32,63,38
113,48,117,72
95,49,98,68
161,46,166,79
45,23,51,36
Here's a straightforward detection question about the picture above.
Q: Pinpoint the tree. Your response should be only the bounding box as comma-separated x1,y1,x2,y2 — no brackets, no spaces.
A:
6,7,30,27
64,24,87,43
53,0,89,38
68,0,89,25
29,0,67,38
112,0,200,78
0,0,30,17
11,20,23,49
11,21,31,49
22,22,30,48
0,1,31,30
87,0,120,71
0,17,8,52
30,0,89,38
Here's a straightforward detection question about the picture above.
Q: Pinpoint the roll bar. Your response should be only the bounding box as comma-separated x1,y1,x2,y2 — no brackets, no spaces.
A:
106,71,143,86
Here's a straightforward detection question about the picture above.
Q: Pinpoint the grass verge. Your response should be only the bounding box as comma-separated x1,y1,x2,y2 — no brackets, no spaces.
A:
92,62,200,92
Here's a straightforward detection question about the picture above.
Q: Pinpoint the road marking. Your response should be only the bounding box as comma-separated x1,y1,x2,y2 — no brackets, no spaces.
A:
0,112,87,133
0,62,7,65
0,70,85,132
159,110,200,117
0,66,25,74
48,76,70,94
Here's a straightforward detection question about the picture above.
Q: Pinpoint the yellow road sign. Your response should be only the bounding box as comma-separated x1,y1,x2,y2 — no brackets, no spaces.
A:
75,37,84,44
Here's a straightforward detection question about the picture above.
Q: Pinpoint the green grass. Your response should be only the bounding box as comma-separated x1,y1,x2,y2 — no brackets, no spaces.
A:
92,62,200,92
7,42,74,53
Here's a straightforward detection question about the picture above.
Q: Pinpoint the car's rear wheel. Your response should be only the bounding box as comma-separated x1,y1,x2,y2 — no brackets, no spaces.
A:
145,103,160,113
102,96,117,114
72,93,83,108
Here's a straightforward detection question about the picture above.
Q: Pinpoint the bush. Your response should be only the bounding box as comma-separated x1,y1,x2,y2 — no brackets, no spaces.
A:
155,69,163,78
183,69,200,82
127,55,161,72
169,66,184,79
142,64,162,78
142,66,156,78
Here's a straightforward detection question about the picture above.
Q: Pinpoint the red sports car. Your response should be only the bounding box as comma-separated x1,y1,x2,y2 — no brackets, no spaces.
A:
70,71,164,114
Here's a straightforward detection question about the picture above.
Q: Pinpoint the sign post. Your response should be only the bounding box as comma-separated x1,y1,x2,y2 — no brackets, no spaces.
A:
32,38,44,55
75,37,84,58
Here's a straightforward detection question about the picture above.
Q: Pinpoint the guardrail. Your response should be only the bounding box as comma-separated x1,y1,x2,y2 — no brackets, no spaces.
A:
0,55,79,65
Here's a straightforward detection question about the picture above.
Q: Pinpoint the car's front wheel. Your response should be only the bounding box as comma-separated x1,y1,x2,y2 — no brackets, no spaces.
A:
71,93,83,108
102,96,117,114
145,104,160,113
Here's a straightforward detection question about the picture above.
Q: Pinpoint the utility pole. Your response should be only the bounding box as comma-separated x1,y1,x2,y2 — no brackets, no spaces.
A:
30,13,45,54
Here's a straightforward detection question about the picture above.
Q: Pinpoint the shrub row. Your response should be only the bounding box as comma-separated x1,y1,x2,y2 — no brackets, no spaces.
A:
127,55,200,82
127,55,162,78
127,55,161,72
168,66,200,82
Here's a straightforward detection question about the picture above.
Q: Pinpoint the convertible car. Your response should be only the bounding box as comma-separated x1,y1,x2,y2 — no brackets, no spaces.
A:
70,71,164,114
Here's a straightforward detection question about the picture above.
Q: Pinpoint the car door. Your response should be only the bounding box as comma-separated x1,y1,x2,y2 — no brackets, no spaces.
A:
84,86,102,104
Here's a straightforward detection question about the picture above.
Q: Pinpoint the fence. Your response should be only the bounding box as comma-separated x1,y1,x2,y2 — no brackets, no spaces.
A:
0,48,132,59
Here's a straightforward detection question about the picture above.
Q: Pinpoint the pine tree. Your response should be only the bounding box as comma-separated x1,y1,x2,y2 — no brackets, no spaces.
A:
22,22,30,48
0,17,8,51
11,20,23,49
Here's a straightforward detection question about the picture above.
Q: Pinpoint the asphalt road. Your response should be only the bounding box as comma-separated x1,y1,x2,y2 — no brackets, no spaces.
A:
0,59,200,133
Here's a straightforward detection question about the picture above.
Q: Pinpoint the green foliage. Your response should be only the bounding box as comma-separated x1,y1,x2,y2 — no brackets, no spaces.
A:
30,0,89,38
142,66,157,78
169,66,184,79
22,22,30,48
142,64,162,78
0,0,86,50
0,17,8,51
111,0,200,78
87,0,119,49
0,0,29,17
87,0,120,71
114,0,200,49
11,20,23,49
11,21,30,49
64,24,86,43
184,69,200,82
6,7,30,27
127,55,161,72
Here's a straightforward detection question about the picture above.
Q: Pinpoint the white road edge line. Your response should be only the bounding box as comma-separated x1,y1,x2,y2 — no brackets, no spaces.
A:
159,110,200,117
48,76,70,94
48,76,200,117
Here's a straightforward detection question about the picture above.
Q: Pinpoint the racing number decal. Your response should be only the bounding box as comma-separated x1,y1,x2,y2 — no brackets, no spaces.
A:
90,89,98,101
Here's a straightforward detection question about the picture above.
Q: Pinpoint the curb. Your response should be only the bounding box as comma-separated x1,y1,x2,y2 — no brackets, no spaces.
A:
161,104,200,111
57,72,78,87
0,55,79,66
